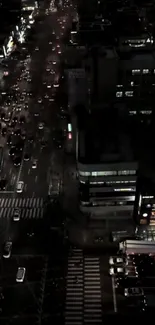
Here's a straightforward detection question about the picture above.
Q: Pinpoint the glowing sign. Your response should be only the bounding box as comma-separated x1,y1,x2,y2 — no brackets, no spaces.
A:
68,133,72,140
68,123,72,132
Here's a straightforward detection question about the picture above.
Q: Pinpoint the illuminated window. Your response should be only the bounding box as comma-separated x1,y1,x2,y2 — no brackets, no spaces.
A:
142,69,149,74
129,111,136,115
79,171,91,176
116,91,123,98
118,170,136,176
140,110,152,115
114,188,135,192
132,69,140,75
125,91,133,97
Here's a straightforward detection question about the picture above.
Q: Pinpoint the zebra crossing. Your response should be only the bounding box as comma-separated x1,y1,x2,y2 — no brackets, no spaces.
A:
0,197,44,208
65,248,103,325
0,198,44,219
84,257,102,324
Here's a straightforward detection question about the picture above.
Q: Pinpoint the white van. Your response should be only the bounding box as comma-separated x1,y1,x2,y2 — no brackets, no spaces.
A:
16,181,24,193
16,267,26,282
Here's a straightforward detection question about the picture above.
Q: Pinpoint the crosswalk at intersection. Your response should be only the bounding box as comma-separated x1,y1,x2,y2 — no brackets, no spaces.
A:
0,197,44,219
65,248,103,325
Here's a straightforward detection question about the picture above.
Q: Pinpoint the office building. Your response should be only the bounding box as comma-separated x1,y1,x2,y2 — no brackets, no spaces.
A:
77,106,138,221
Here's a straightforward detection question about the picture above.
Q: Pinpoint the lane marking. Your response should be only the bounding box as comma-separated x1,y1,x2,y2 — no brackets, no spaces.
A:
112,276,117,313
35,175,38,183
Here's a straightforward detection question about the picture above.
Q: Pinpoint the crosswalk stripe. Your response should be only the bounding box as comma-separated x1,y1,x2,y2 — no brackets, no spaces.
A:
21,209,25,219
0,198,44,219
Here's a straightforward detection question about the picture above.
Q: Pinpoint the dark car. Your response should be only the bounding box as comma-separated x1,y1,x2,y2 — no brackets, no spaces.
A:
28,135,34,143
14,129,21,136
12,116,18,123
19,116,26,124
15,141,24,152
1,128,7,136
0,179,7,190
24,153,30,161
9,147,16,156
7,135,12,145
13,156,22,167
9,121,16,128
21,132,26,140
1,113,5,120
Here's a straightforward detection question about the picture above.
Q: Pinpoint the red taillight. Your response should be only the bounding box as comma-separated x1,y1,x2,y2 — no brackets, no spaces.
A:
68,133,72,139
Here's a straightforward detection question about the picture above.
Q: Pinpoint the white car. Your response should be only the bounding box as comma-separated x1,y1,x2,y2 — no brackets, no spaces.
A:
13,208,21,221
16,181,24,193
109,256,125,265
38,122,44,130
53,82,59,88
3,241,12,258
16,267,26,282
38,98,42,103
109,267,124,276
32,159,37,169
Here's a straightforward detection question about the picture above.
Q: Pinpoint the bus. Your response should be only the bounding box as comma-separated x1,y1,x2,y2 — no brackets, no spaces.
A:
0,147,4,172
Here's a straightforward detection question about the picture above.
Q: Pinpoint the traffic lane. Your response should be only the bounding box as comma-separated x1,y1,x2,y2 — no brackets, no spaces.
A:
100,255,116,314
19,142,51,195
9,219,50,255
0,256,44,317
0,217,10,245
2,149,21,192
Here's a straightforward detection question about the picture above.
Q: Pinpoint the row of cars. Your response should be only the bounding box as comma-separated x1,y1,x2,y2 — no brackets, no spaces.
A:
109,254,155,313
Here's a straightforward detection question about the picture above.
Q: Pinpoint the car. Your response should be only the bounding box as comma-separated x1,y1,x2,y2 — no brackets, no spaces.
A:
7,135,12,145
3,241,12,258
34,111,39,117
16,267,26,282
0,113,5,120
38,98,42,103
109,266,124,276
19,116,26,124
12,116,18,123
24,153,30,161
14,156,22,167
124,287,144,297
109,256,125,265
1,127,7,136
38,122,44,130
14,129,21,136
9,147,16,156
28,135,34,143
21,132,26,140
32,159,37,169
16,140,24,151
0,179,7,190
13,208,21,221
16,181,24,193
16,105,21,112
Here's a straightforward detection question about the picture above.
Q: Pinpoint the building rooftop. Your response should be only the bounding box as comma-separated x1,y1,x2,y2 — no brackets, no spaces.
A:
78,106,137,164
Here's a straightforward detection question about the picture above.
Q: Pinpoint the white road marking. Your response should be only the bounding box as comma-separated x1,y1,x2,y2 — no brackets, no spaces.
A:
35,175,38,183
112,276,117,313
9,168,12,175
28,168,31,175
